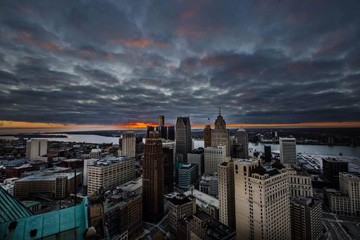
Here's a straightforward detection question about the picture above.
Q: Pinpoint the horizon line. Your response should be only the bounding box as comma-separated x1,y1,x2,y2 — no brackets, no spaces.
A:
1,120,360,134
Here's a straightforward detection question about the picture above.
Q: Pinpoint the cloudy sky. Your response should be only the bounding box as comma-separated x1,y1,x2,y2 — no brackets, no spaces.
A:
0,0,360,130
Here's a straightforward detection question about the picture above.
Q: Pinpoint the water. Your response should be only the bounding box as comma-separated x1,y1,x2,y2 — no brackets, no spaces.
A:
248,142,360,157
38,134,120,145
35,135,360,157
193,140,360,158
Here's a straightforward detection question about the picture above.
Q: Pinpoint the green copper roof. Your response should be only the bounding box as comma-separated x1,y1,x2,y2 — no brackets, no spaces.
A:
0,198,89,240
0,187,32,224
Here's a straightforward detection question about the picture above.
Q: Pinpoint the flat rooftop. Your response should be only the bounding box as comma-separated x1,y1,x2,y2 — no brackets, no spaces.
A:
91,156,133,167
17,172,81,182
184,189,219,208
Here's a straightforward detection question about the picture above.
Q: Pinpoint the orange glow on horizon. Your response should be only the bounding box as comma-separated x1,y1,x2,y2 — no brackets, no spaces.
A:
1,120,360,133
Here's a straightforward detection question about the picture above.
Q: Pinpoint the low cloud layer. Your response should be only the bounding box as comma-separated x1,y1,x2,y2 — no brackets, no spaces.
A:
0,0,359,125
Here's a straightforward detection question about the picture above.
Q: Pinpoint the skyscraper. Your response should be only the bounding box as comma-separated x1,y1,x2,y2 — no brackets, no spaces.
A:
122,131,136,158
264,145,271,163
167,126,175,140
175,116,192,162
211,109,230,156
146,126,154,138
234,159,291,240
158,115,165,127
279,138,297,166
236,129,248,159
204,145,226,174
204,125,212,148
218,159,235,229
290,197,322,240
26,139,47,161
142,132,164,223
163,145,174,194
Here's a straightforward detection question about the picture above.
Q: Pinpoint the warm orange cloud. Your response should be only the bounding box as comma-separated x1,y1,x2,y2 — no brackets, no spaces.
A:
176,27,204,37
16,32,60,52
1,120,360,134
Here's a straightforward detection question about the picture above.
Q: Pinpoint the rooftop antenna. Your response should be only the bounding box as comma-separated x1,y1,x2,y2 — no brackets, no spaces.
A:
219,107,221,116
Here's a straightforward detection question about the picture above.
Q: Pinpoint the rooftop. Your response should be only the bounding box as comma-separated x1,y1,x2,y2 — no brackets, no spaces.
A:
193,211,211,221
0,187,32,224
91,156,133,167
0,197,89,240
184,189,219,208
17,172,81,182
169,194,193,206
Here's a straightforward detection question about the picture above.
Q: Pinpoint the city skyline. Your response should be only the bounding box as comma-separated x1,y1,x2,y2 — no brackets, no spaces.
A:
0,0,360,130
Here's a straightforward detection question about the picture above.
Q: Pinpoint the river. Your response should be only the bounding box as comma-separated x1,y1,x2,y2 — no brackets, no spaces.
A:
37,135,360,157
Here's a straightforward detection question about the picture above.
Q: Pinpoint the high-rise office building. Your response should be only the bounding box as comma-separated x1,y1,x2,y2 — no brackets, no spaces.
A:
177,163,198,189
211,110,230,156
290,197,322,240
322,157,349,187
264,145,271,163
204,145,226,174
158,115,165,126
279,138,297,166
122,131,136,158
236,129,248,159
163,145,174,194
187,148,204,175
87,157,136,195
175,116,192,162
168,194,196,235
287,167,313,198
218,159,235,229
204,125,212,148
167,126,175,140
146,126,155,138
26,139,47,161
325,172,360,216
199,173,218,198
234,159,291,240
142,132,164,223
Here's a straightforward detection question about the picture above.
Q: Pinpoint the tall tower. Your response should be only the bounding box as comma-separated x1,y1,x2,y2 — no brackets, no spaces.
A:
143,132,164,223
236,129,248,159
122,131,136,157
26,139,48,161
234,159,291,239
158,115,165,127
175,116,192,162
204,125,212,148
211,109,230,156
218,159,235,229
279,138,297,166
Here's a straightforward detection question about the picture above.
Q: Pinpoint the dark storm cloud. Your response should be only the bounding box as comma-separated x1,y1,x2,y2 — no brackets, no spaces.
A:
0,0,360,125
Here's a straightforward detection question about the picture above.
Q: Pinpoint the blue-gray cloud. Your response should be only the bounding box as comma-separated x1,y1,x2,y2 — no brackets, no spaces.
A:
0,0,359,125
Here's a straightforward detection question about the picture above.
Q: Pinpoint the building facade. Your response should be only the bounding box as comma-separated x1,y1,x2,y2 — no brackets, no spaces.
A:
122,131,136,158
211,112,230,156
142,132,164,223
163,145,174,194
218,160,235,229
288,167,313,198
236,129,248,159
87,157,136,195
204,145,226,174
188,148,204,175
177,163,198,189
26,139,47,161
323,157,349,187
290,197,322,240
325,172,360,216
204,125,212,148
168,194,196,235
279,138,297,166
234,159,291,240
175,116,192,162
